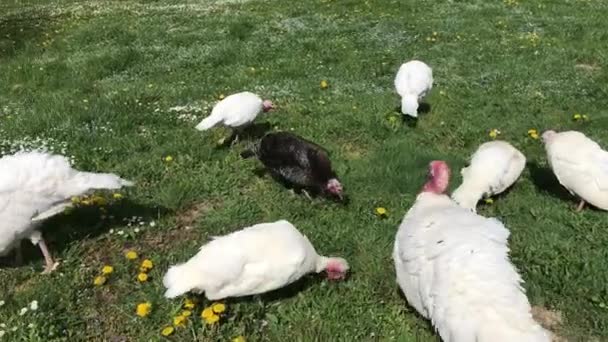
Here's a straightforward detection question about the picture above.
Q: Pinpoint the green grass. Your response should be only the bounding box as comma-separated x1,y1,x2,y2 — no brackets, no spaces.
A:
1,0,608,340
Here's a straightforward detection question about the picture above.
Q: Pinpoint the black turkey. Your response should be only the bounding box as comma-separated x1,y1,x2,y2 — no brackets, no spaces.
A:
241,132,345,201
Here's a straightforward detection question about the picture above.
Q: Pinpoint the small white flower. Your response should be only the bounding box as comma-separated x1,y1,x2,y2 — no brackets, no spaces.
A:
149,221,156,227
0,300,4,307
10,326,17,332
28,323,34,329
117,230,124,236
0,330,5,337
18,307,28,316
109,229,114,234
0,323,5,328
29,300,38,311
134,228,140,233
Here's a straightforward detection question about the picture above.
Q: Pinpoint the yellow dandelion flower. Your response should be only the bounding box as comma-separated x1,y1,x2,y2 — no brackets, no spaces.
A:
173,315,187,327
183,298,196,309
527,129,539,140
219,94,225,100
320,80,329,89
81,199,91,206
233,336,246,342
164,155,173,162
136,302,152,317
137,273,149,282
582,114,589,120
374,207,388,217
212,303,226,314
489,128,501,139
161,326,174,336
181,310,192,317
205,314,220,325
91,195,107,206
93,276,107,286
112,193,124,200
125,250,138,260
573,113,582,120
201,307,214,319
141,259,154,271
484,198,494,204
101,265,114,275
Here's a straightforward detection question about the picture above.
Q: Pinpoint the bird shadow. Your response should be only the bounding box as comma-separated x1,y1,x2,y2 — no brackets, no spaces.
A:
235,275,325,305
528,161,574,202
395,287,439,337
393,103,431,128
216,122,272,149
0,200,171,269
418,102,431,114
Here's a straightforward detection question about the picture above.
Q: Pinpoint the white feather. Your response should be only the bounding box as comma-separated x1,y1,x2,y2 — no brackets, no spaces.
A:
393,193,551,342
394,60,433,117
543,130,608,210
195,91,264,131
0,151,133,256
452,141,526,211
162,219,348,300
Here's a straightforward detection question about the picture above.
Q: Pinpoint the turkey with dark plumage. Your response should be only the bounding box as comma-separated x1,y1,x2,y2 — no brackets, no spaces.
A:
241,132,345,201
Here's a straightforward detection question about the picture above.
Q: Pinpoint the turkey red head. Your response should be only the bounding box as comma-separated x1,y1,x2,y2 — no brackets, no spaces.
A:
325,178,344,201
262,100,274,112
421,160,450,194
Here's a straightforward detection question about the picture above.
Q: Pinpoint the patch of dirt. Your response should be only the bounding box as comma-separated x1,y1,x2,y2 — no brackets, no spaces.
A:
139,227,200,252
340,142,366,160
175,201,215,228
532,306,566,341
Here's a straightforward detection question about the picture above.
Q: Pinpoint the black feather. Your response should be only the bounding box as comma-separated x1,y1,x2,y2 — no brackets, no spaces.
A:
250,132,341,198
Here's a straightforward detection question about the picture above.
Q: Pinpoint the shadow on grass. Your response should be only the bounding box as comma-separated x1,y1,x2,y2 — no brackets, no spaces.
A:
216,122,272,149
528,161,574,202
0,200,171,269
0,10,55,58
395,287,439,338
209,274,328,307
393,103,431,128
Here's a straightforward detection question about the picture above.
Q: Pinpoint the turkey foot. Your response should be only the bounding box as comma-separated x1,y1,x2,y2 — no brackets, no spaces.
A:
575,199,585,212
302,189,313,201
38,238,59,274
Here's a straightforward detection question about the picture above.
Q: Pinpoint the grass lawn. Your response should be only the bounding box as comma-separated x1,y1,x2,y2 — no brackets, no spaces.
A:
1,0,608,340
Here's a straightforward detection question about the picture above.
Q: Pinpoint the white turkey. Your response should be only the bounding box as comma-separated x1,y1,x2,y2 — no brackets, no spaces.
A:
392,160,551,342
195,91,274,143
0,151,134,273
542,129,608,211
394,60,433,117
451,141,526,212
163,219,349,300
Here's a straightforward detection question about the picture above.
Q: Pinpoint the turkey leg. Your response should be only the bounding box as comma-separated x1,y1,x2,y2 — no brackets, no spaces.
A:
38,238,59,274
575,199,585,212
301,189,314,201
29,231,59,274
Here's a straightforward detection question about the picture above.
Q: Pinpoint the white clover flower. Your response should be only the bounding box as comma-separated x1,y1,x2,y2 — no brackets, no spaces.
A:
18,307,28,316
29,300,38,311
